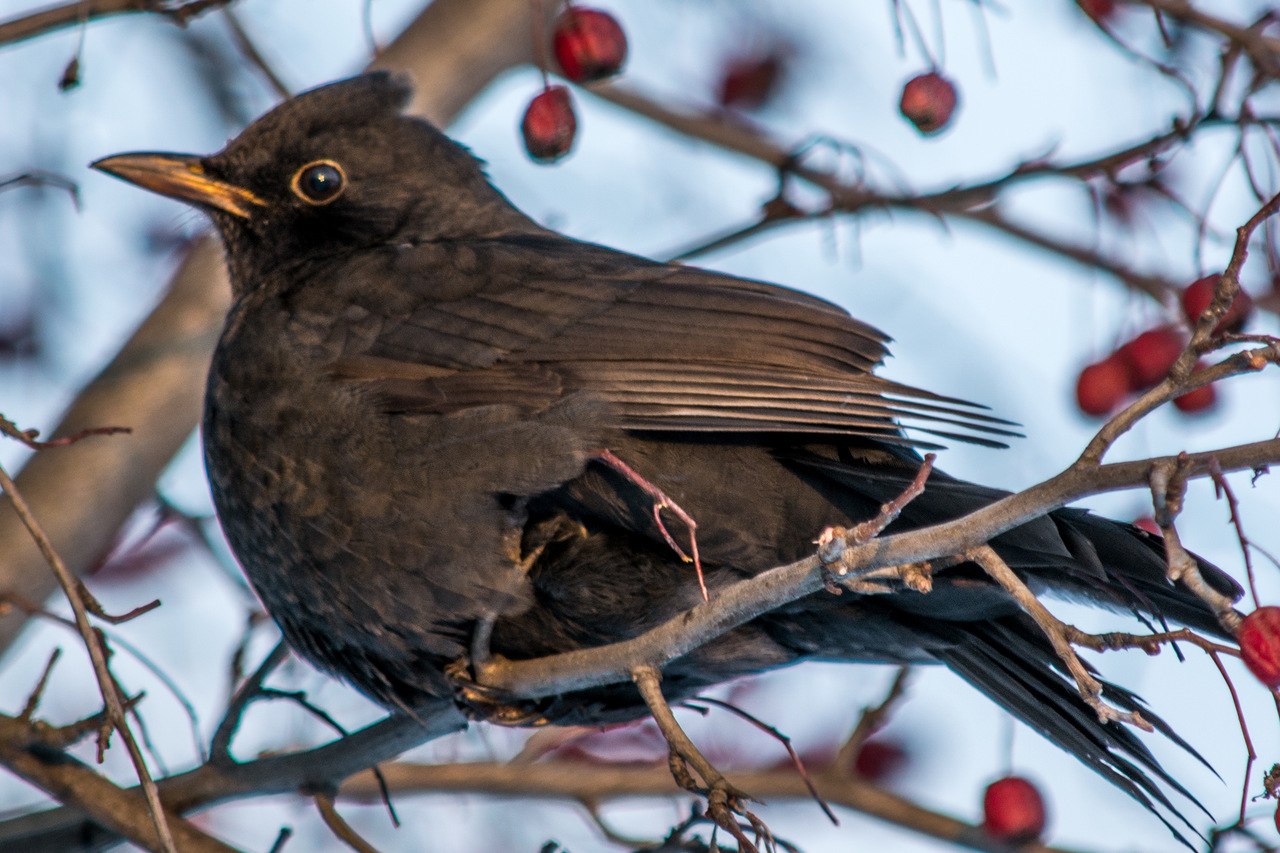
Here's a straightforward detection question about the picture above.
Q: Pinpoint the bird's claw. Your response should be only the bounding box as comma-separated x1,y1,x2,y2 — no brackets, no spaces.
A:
445,657,550,726
594,449,708,601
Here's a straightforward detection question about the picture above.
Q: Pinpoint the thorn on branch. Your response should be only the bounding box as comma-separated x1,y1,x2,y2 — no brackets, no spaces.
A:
20,647,62,721
0,171,81,208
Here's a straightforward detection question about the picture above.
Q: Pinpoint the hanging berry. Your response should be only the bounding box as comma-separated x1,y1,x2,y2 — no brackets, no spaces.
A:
553,6,628,84
521,85,578,163
899,72,958,135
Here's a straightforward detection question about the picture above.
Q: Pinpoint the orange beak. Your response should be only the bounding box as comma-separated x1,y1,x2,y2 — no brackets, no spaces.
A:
92,152,265,219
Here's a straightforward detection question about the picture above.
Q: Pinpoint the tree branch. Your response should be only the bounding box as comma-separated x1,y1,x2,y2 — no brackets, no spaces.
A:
336,759,1081,853
0,0,231,48
478,435,1277,700
0,705,464,850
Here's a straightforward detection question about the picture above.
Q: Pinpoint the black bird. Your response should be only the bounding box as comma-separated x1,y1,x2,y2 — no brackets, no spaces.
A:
95,74,1238,838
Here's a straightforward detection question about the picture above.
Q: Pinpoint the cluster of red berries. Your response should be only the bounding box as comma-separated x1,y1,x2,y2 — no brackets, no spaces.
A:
1074,275,1253,417
522,7,968,160
522,5,628,162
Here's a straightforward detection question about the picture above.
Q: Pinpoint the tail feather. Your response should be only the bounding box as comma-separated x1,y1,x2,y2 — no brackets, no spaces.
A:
930,614,1211,849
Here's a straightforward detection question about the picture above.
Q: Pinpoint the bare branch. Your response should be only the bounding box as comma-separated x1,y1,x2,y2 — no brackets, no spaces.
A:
479,437,1277,700
337,758,1078,853
0,460,176,852
0,0,231,49
0,712,236,853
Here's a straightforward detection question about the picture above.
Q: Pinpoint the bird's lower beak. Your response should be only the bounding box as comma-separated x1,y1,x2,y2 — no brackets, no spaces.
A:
91,152,265,219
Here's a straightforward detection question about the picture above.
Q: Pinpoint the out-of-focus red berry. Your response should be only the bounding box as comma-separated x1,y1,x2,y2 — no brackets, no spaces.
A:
718,50,786,111
521,85,577,163
1238,607,1280,689
982,776,1048,843
1181,274,1253,334
1077,0,1117,24
851,739,909,782
1075,356,1131,416
899,72,958,135
1173,377,1217,414
1133,516,1161,536
552,6,628,84
1117,326,1185,389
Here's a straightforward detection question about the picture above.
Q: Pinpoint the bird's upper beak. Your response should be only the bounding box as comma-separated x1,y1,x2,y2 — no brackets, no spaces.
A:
91,152,265,219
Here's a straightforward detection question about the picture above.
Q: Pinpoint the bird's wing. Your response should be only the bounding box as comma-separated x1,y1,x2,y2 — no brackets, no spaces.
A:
335,233,1018,448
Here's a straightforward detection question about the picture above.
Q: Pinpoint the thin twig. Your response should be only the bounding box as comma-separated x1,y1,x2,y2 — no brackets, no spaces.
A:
211,642,289,762
222,8,291,99
19,647,62,721
0,0,232,48
688,695,837,825
314,793,381,853
966,544,1154,731
0,461,177,853
633,665,769,853
0,413,130,450
834,666,913,774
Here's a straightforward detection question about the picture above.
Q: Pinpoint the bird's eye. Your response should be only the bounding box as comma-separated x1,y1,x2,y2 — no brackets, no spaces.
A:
291,160,346,205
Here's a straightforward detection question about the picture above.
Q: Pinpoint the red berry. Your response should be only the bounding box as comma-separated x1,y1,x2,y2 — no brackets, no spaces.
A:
852,739,909,782
1117,326,1185,389
1173,379,1217,415
718,51,786,111
899,72,958,135
983,776,1047,843
1077,0,1117,23
521,85,577,163
552,6,627,84
1238,607,1280,688
1181,274,1253,334
1133,516,1161,536
1075,356,1131,416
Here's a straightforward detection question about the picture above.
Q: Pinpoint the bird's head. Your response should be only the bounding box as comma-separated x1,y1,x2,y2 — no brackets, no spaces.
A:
93,73,532,293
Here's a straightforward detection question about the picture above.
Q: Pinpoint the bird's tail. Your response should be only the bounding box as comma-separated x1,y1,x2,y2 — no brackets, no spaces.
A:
929,613,1212,849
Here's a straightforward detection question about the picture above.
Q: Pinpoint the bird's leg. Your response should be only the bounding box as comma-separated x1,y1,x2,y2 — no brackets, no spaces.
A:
966,545,1155,732
592,449,707,602
631,665,772,853
444,616,552,727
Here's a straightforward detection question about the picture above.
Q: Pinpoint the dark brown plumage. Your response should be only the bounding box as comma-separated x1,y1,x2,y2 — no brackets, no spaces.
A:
94,73,1238,842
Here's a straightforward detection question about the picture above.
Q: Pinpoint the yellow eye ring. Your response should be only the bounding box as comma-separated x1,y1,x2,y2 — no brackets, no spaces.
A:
291,159,346,205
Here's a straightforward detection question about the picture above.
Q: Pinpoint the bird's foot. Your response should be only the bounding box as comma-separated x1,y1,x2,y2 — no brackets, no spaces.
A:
444,657,551,727
819,556,938,595
817,454,938,594
593,449,707,601
632,665,774,853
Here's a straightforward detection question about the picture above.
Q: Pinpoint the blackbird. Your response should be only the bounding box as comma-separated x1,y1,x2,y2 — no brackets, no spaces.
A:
95,73,1238,836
